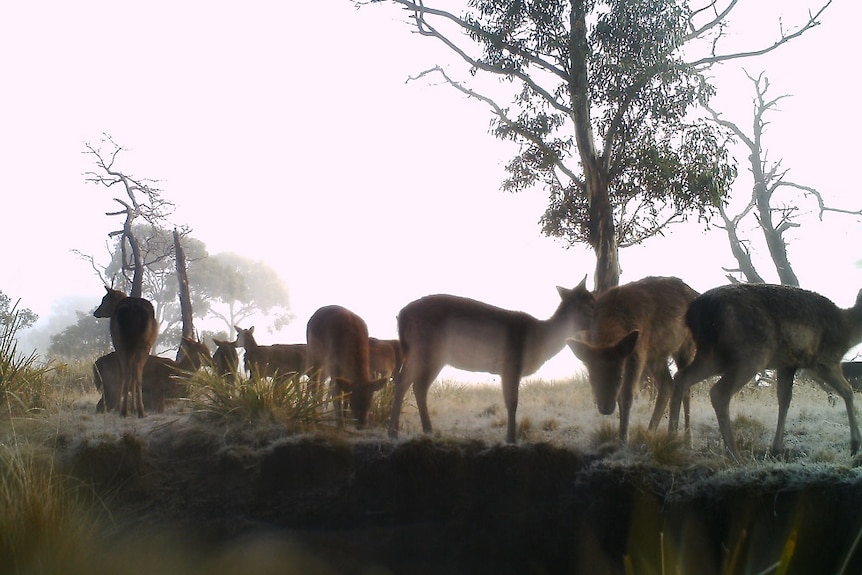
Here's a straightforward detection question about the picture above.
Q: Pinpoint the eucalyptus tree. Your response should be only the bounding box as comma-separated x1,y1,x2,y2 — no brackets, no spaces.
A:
363,0,830,291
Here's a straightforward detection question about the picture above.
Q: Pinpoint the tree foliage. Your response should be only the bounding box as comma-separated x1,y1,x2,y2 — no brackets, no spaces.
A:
0,292,38,332
47,311,112,360
193,252,292,337
365,0,830,290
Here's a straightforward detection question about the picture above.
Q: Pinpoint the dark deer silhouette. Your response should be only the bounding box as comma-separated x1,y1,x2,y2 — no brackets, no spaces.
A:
566,276,697,442
668,283,862,461
212,337,240,383
93,336,209,413
389,279,594,443
93,287,159,417
234,326,307,381
306,305,387,429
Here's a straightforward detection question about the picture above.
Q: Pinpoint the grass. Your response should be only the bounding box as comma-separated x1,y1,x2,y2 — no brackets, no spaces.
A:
185,367,332,431
0,306,55,415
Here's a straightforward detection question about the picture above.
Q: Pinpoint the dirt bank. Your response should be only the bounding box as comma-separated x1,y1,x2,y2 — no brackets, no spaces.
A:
55,420,862,575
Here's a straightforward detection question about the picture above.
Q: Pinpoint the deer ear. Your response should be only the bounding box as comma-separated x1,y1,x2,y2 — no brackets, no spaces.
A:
566,338,592,362
855,288,862,308
615,331,640,358
334,377,353,392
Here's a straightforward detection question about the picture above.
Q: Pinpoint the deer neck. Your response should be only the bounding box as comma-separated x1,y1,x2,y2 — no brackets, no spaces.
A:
526,308,577,367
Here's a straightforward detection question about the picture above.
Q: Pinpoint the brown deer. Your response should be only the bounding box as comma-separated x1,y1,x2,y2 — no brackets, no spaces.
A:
389,278,594,443
212,337,240,383
565,276,697,442
668,283,862,461
234,326,307,380
93,337,210,413
93,287,159,417
369,337,402,381
306,305,387,429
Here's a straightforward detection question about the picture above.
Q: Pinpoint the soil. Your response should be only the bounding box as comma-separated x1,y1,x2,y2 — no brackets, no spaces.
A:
52,413,862,575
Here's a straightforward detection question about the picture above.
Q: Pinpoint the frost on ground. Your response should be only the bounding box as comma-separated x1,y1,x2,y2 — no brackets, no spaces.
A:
11,375,862,574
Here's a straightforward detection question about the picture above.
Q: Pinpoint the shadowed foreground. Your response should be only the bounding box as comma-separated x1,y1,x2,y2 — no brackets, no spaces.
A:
57,426,862,575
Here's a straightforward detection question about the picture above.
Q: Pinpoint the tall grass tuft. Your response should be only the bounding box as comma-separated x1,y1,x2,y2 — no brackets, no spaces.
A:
0,303,54,415
0,443,101,573
186,368,331,431
365,379,395,428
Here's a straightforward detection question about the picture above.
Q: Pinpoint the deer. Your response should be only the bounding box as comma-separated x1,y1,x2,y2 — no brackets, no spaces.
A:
565,276,697,443
369,337,402,382
234,326,307,381
667,283,862,462
93,287,159,417
306,305,388,429
212,337,240,383
93,336,210,413
388,278,594,444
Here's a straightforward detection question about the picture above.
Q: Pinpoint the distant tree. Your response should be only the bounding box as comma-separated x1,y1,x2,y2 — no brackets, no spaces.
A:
48,311,112,360
193,252,292,337
83,134,189,297
0,291,38,331
703,72,862,286
363,0,830,291
78,222,209,350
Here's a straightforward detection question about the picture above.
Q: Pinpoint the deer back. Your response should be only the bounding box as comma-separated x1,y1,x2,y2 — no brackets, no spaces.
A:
686,283,854,369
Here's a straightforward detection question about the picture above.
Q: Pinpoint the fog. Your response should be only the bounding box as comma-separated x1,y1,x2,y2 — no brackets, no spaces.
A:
2,1,860,378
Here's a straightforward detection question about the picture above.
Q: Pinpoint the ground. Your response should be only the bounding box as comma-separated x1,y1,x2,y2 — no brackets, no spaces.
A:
28,378,862,574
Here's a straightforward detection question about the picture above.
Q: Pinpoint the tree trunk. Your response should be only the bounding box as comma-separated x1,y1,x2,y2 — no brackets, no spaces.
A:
750,157,800,287
569,1,620,293
123,212,145,298
174,229,195,340
720,207,765,284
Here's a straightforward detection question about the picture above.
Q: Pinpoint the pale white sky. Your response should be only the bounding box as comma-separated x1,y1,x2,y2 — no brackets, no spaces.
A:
2,1,860,377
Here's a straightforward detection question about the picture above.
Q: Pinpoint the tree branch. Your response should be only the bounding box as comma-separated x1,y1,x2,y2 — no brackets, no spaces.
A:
408,66,584,188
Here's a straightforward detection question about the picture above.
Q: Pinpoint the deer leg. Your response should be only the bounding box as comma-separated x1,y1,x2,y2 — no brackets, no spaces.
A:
413,365,442,435
709,365,759,462
648,362,673,431
387,363,412,439
118,362,130,417
812,363,861,455
501,366,522,444
772,367,797,456
669,356,717,434
133,358,146,418
617,359,644,442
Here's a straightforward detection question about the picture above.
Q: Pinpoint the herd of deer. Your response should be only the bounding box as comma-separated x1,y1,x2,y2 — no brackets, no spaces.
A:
93,274,862,462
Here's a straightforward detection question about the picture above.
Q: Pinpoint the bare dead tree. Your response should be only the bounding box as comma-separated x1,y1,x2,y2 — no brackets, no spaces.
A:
703,72,862,286
173,228,194,343
83,134,176,297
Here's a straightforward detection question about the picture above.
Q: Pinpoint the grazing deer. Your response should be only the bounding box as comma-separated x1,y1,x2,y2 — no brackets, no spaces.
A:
93,337,210,413
306,305,387,429
212,337,240,383
389,279,594,443
565,276,697,442
93,287,159,417
369,337,402,381
668,283,862,461
234,326,307,380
